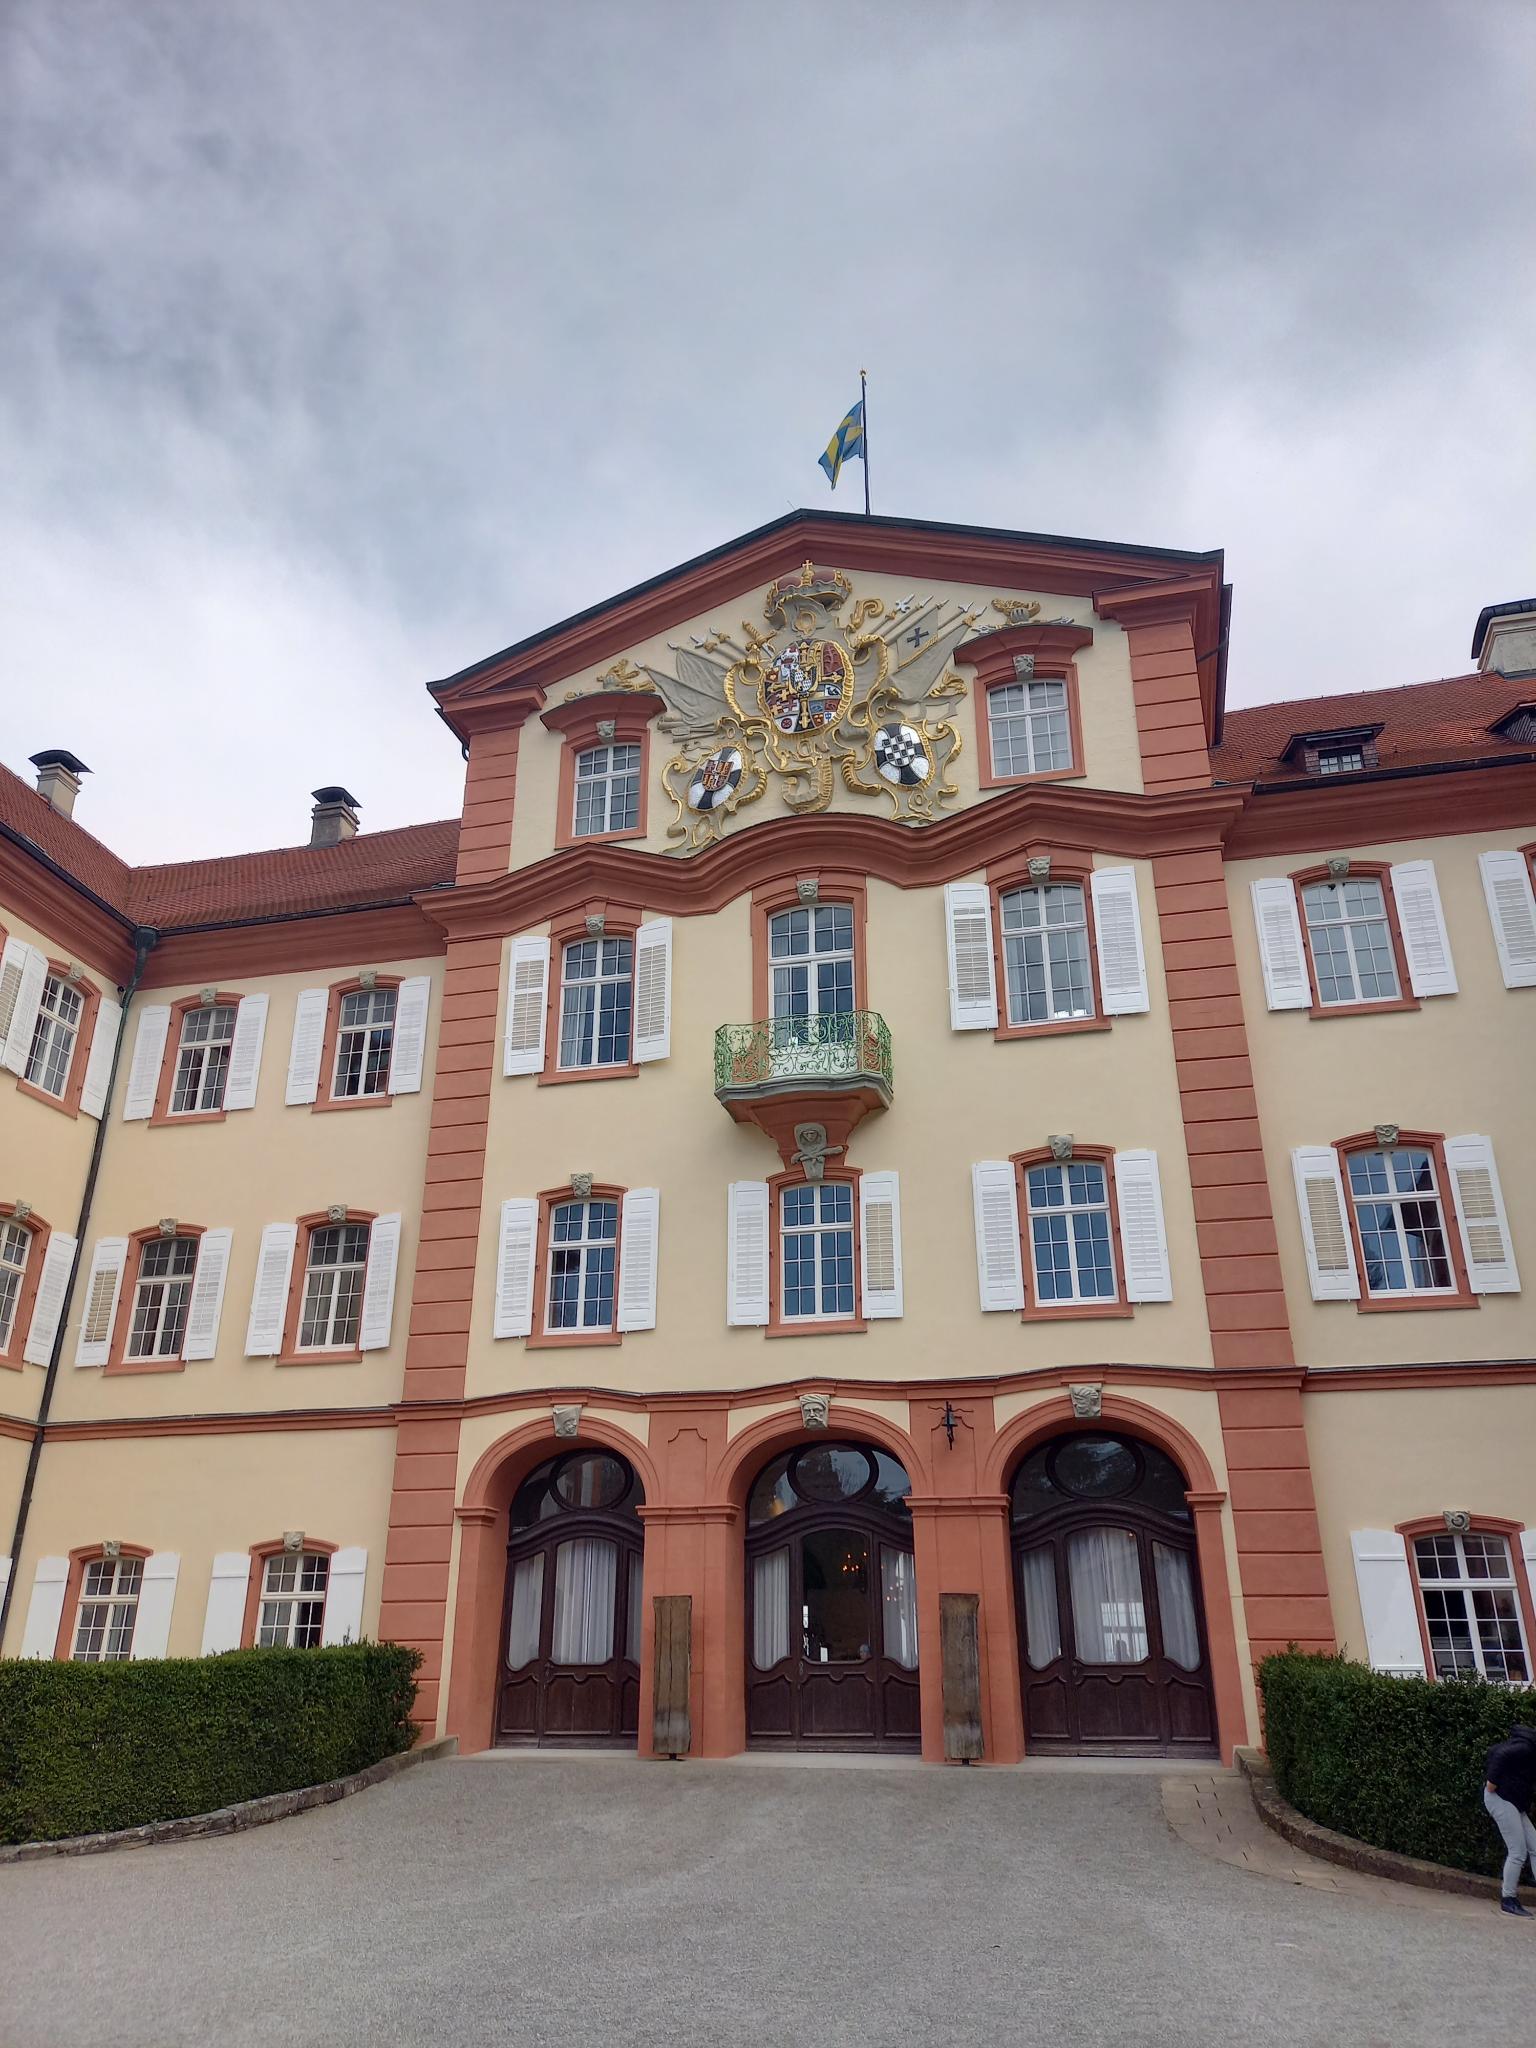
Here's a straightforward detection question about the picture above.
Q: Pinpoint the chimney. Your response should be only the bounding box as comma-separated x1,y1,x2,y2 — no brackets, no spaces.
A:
29,750,91,819
1471,598,1536,679
309,786,361,847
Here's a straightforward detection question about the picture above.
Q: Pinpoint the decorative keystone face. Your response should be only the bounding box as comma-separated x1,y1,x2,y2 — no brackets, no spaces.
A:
282,1530,305,1553
552,1404,582,1440
1069,1383,1103,1420
1049,1134,1074,1163
570,1173,594,1200
798,1393,830,1431
1373,1123,1400,1148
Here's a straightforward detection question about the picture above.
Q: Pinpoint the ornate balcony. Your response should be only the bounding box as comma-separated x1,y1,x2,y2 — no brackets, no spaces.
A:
713,1011,892,1162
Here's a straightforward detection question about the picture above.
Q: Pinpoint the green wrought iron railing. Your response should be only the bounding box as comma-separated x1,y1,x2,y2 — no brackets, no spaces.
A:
713,1011,893,1095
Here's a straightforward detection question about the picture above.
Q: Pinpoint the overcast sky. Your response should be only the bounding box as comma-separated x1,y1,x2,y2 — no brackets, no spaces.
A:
3,1,1533,863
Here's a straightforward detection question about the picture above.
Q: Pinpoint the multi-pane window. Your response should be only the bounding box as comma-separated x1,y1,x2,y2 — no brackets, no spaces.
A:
572,743,641,839
987,678,1073,778
546,1199,618,1332
332,988,396,1099
1000,884,1094,1025
1301,878,1400,1006
1024,1161,1118,1303
0,1220,29,1352
24,975,82,1098
299,1223,370,1350
127,1236,199,1360
171,1003,236,1113
72,1556,142,1661
780,1183,856,1322
558,939,633,1069
1345,1147,1454,1296
1314,747,1364,776
769,905,854,1020
1413,1531,1530,1683
257,1551,330,1647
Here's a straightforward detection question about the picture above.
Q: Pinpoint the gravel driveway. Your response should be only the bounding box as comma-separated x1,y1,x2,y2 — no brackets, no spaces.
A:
1,1753,1528,2048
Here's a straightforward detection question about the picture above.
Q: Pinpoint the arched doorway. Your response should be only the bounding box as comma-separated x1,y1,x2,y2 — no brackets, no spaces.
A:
1010,1431,1217,1757
745,1439,919,1750
496,1448,644,1747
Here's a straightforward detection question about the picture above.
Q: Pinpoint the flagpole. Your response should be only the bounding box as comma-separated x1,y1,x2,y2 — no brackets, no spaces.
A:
860,367,871,517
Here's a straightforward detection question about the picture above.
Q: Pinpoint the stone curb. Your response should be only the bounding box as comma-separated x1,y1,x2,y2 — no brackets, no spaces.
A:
0,1735,459,1864
1235,1746,1535,1903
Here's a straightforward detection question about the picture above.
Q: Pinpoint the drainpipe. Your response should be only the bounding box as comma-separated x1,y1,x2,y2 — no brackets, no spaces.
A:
0,924,159,1648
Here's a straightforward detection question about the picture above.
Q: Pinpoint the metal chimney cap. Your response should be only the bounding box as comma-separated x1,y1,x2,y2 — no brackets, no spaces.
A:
311,785,361,809
29,749,91,776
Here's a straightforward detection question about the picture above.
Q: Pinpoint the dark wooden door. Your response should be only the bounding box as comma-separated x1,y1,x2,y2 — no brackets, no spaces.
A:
1014,1510,1216,1757
497,1520,643,1747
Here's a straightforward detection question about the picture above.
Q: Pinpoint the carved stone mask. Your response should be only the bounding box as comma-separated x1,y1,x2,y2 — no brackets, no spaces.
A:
798,1393,830,1431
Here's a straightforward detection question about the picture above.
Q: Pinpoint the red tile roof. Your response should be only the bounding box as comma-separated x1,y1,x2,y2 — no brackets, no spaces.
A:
1213,674,1536,782
0,761,458,930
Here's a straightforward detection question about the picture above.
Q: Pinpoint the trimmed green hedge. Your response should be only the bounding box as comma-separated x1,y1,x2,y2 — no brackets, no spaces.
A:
0,1643,419,1845
1259,1650,1536,1876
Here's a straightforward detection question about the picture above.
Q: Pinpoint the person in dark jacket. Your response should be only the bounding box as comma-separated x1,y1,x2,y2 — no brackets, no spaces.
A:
1485,1724,1536,1915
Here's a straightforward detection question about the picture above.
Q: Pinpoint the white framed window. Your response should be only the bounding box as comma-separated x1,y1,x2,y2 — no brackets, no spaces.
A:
1314,746,1364,776
332,988,397,1099
1024,1160,1118,1303
1412,1531,1530,1683
987,677,1073,777
768,905,854,1021
127,1236,199,1360
298,1223,370,1350
572,743,641,838
0,1218,30,1352
1301,878,1400,1006
546,1198,619,1332
72,1555,143,1661
24,975,83,1098
1000,884,1094,1025
779,1182,856,1322
1345,1147,1454,1296
257,1551,330,1647
558,938,632,1070
171,1003,237,1113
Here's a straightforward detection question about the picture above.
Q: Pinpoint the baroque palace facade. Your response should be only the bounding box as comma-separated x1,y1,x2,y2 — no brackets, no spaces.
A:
2,511,1535,1765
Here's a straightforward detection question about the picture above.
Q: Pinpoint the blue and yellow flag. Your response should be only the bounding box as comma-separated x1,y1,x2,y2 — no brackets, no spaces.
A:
818,399,865,488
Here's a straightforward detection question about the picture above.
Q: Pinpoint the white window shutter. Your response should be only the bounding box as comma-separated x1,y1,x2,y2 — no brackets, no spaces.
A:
727,1181,771,1327
285,988,329,1104
78,996,121,1119
131,1553,180,1659
632,920,673,1064
120,1003,171,1118
201,1553,252,1654
22,1231,77,1365
944,882,999,1031
0,1558,10,1612
1250,877,1310,1011
1349,1531,1427,1676
359,1214,402,1351
972,1161,1025,1312
1444,1134,1520,1294
1291,1147,1360,1301
617,1187,660,1332
859,1170,904,1319
19,1556,69,1658
1090,867,1150,1015
1390,859,1458,997
1478,850,1536,989
503,936,551,1076
0,935,32,1061
74,1236,129,1368
1522,1529,1536,1588
493,1198,540,1338
244,1222,297,1356
0,945,49,1076
182,1228,234,1360
321,1546,368,1645
386,975,431,1095
223,993,268,1112
1112,1149,1173,1302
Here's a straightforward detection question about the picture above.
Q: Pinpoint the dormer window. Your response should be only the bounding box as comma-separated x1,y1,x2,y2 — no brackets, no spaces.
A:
1490,704,1536,746
1315,746,1365,776
1281,725,1382,778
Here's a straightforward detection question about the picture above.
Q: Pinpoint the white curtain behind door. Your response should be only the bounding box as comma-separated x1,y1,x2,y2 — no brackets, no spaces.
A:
1067,1527,1148,1664
752,1547,790,1668
552,1538,617,1664
1152,1542,1200,1670
880,1547,918,1669
506,1553,544,1669
1019,1545,1062,1668
626,1550,643,1666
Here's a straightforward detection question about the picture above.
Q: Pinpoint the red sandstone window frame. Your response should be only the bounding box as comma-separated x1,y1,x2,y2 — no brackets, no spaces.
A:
964,622,1092,791
541,692,661,853
0,1201,51,1370
527,1182,627,1350
277,1209,378,1364
750,874,870,1024
240,1536,340,1647
540,905,642,1087
766,1164,867,1340
985,849,1112,1042
103,1222,209,1377
1291,863,1419,1020
1397,1515,1536,1685
14,959,102,1119
312,976,402,1114
1011,1143,1134,1322
1333,1131,1477,1314
53,1542,155,1661
148,989,247,1127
